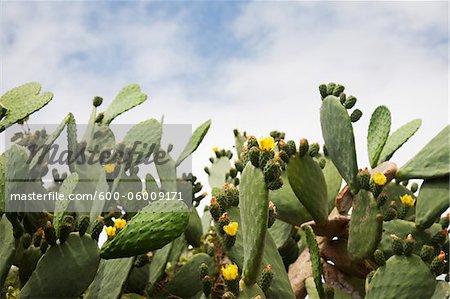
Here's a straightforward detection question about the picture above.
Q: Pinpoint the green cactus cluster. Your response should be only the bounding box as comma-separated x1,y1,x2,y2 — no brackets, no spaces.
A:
1,82,449,298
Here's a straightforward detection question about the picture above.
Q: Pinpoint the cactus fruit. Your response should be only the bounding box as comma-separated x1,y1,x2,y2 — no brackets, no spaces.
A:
308,143,320,157
298,138,309,157
374,249,386,266
258,265,274,293
350,109,363,122
77,216,90,236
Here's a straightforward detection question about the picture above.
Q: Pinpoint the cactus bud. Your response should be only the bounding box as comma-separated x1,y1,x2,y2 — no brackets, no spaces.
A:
299,138,309,157
204,166,210,175
218,213,230,235
234,160,244,172
431,228,447,245
22,233,32,249
77,216,90,237
383,208,397,221
430,251,446,275
210,197,221,221
134,254,150,268
93,96,103,107
344,96,357,109
44,221,57,246
229,168,237,179
339,93,346,104
374,249,385,266
376,192,387,207
95,112,104,123
221,184,239,207
278,150,290,164
318,157,326,169
258,264,274,293
266,177,283,191
350,109,363,122
58,223,72,244
199,263,209,279
326,82,336,96
410,182,419,193
264,159,281,182
247,136,259,149
259,150,272,169
397,205,409,220
202,275,213,297
404,234,415,256
332,84,345,97
420,245,435,263
357,168,371,190
90,219,104,241
391,234,404,255
319,84,328,99
249,147,260,168
268,201,277,228
308,142,320,157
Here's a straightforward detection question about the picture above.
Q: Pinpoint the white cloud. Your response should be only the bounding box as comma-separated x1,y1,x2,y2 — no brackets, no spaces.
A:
1,2,448,204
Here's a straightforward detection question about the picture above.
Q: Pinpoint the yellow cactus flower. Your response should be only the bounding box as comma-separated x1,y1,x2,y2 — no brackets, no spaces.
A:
371,173,387,186
258,137,275,151
400,194,415,207
104,163,116,174
213,147,219,153
221,263,238,281
105,226,116,238
223,222,238,236
114,218,127,230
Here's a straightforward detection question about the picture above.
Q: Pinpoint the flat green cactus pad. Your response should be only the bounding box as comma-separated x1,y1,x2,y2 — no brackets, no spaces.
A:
175,119,211,167
100,200,189,259
415,178,450,229
87,257,135,299
163,253,215,298
102,84,147,125
208,156,231,189
147,242,172,294
397,125,449,180
303,225,324,298
20,233,100,298
268,219,294,250
287,155,328,225
184,208,203,247
240,164,269,285
269,173,312,226
347,190,383,260
320,96,359,193
377,119,421,164
366,254,436,299
368,105,391,168
0,82,53,132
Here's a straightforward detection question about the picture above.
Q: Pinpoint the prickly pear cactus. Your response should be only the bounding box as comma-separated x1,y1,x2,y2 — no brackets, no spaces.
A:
0,81,447,299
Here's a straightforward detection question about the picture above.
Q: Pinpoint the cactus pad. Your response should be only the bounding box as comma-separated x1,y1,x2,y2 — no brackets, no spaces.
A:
100,200,189,259
87,258,135,299
377,119,421,164
20,233,100,298
367,106,391,168
102,84,147,125
366,254,435,299
175,119,211,167
397,125,449,180
320,96,359,193
348,190,383,260
415,178,450,229
0,215,16,287
287,155,328,224
240,164,269,285
0,82,53,132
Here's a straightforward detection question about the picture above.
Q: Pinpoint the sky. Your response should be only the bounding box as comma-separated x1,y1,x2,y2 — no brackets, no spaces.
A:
1,1,448,195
